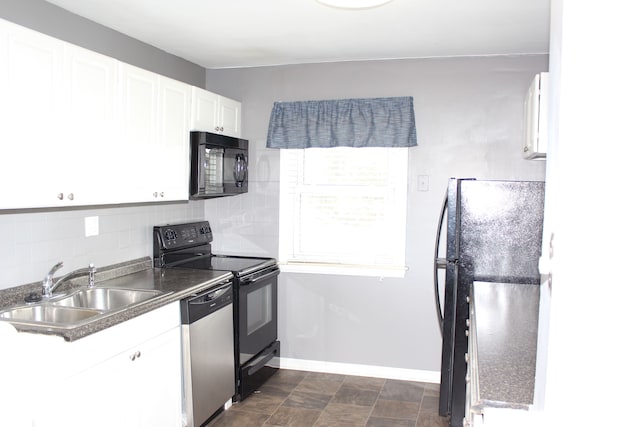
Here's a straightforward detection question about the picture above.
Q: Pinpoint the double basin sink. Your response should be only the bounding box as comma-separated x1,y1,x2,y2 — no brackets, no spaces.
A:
0,287,164,329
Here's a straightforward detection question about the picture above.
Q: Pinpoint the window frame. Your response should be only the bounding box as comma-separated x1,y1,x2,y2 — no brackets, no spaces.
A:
278,146,409,278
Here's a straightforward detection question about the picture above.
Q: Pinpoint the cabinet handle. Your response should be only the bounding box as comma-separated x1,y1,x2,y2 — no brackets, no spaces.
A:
68,193,74,201
153,192,158,198
159,192,164,198
220,126,224,132
57,193,64,200
130,350,142,361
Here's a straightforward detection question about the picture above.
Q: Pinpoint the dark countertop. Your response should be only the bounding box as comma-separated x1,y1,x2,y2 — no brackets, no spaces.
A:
0,257,233,341
470,281,540,411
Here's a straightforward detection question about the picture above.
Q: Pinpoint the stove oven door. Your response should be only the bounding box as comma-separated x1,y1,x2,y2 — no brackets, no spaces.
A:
236,267,280,400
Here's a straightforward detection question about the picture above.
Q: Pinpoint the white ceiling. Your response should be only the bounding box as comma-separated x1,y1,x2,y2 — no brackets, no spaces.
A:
43,0,550,69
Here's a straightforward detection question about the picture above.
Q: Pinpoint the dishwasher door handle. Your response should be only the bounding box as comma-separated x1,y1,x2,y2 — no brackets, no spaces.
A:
247,344,278,376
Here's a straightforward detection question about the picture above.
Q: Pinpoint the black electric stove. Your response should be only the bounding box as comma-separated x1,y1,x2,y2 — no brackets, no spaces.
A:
153,221,280,401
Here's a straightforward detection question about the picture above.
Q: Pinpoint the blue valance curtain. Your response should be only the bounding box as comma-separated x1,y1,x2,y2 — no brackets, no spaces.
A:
266,96,417,149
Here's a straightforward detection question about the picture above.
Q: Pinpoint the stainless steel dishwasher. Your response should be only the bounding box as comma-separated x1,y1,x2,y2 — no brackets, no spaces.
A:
181,281,235,427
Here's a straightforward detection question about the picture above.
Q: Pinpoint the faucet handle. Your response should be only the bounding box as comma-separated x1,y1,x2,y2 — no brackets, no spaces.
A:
42,261,64,298
44,261,64,284
48,261,64,275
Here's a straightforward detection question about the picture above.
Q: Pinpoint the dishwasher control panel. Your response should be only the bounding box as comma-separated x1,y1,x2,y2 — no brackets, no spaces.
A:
181,282,233,324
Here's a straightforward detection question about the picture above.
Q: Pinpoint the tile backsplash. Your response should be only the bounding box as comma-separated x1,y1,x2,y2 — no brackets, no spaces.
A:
0,201,205,290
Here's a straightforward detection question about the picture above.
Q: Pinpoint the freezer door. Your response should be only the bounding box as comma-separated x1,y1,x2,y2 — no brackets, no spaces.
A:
458,180,545,285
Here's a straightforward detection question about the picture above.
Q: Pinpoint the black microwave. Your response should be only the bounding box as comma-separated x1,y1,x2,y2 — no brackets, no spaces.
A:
189,131,249,199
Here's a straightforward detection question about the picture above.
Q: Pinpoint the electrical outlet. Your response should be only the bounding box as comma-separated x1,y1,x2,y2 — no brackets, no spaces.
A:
85,216,99,237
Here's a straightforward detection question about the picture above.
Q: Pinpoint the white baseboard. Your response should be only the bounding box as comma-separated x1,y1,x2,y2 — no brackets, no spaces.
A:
277,357,440,384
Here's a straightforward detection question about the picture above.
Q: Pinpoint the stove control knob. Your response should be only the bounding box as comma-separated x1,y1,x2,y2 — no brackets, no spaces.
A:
164,229,177,241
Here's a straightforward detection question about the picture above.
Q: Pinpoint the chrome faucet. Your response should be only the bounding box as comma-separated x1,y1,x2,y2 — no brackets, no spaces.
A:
42,262,97,298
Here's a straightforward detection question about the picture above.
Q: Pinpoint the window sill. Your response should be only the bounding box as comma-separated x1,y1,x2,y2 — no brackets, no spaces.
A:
278,262,406,278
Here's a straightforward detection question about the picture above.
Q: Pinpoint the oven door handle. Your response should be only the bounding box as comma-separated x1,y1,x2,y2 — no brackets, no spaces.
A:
247,345,278,376
242,269,280,285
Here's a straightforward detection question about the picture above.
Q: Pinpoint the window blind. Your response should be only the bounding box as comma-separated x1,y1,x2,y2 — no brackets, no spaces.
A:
279,147,408,277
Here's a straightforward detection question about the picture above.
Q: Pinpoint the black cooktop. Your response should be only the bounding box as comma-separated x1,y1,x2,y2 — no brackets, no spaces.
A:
153,221,277,276
174,254,276,276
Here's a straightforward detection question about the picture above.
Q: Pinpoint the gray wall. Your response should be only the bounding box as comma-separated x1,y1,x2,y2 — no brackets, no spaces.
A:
205,56,548,372
0,0,205,87
0,1,206,290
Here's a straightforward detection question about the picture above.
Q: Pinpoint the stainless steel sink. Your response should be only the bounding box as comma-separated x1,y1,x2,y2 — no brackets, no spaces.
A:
0,287,166,330
52,288,163,311
0,305,102,326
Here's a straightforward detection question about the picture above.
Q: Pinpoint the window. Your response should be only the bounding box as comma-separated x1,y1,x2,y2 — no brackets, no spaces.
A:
279,146,408,277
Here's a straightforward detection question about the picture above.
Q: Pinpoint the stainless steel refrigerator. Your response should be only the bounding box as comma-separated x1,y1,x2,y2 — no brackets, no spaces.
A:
433,178,545,427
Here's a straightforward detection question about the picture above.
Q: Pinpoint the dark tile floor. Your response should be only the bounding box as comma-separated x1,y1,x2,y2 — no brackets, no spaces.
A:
208,370,449,427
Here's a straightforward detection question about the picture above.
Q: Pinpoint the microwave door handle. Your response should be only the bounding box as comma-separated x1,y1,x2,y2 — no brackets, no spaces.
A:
234,154,247,187
198,144,206,192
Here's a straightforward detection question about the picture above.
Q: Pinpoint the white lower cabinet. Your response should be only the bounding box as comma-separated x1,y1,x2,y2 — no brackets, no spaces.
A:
31,302,182,427
49,327,182,427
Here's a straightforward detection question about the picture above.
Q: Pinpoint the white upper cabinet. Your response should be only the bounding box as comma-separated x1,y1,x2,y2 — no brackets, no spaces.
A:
218,94,242,137
191,86,242,137
63,44,119,205
119,63,159,203
0,18,202,209
158,76,191,201
191,86,219,132
119,64,191,203
0,20,67,209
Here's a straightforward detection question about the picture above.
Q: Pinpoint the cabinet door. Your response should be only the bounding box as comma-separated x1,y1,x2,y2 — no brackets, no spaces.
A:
63,44,119,205
0,21,66,209
157,76,190,201
136,326,182,427
218,94,242,138
37,327,182,427
190,86,219,133
119,63,158,203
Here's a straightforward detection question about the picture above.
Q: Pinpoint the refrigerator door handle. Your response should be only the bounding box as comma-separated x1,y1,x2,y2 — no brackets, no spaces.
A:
433,190,448,336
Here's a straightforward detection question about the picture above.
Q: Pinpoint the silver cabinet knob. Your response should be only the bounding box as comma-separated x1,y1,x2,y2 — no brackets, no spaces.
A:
57,193,64,200
67,193,74,201
159,192,164,198
220,126,224,132
153,192,158,198
130,350,141,361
